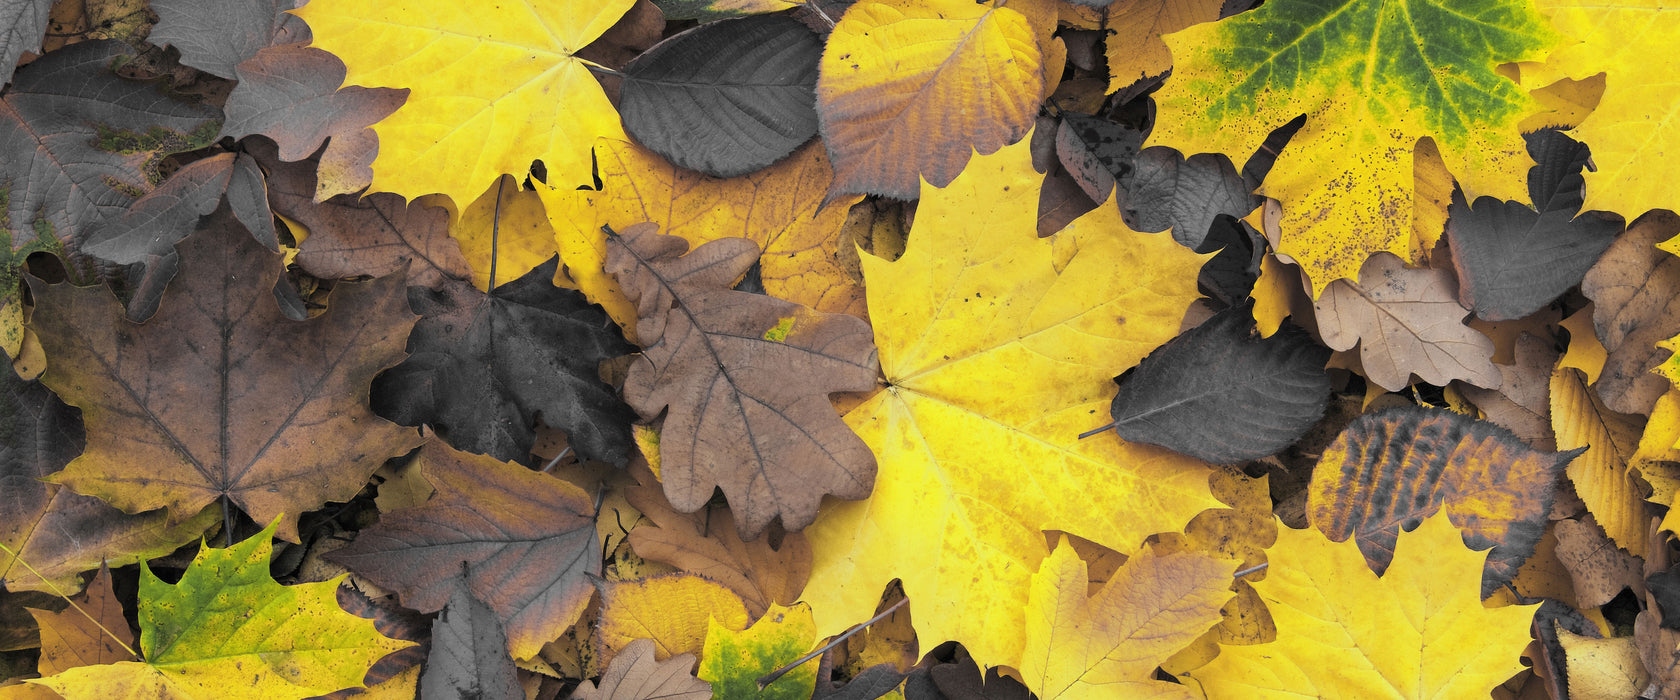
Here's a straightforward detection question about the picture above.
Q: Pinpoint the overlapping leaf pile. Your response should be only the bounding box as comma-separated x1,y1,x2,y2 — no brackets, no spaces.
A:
2,0,1679,698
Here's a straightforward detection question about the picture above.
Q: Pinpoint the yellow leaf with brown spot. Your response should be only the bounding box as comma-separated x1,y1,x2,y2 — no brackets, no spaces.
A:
803,137,1219,669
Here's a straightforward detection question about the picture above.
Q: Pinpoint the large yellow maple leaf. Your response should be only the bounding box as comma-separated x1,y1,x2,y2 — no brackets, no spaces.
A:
1149,0,1563,296
1532,0,1679,218
802,138,1221,669
293,0,632,204
1186,512,1538,698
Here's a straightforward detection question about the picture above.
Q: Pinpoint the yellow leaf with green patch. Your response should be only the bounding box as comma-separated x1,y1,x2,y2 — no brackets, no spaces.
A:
292,0,633,203
803,137,1219,670
1150,0,1563,296
30,520,412,700
698,603,819,700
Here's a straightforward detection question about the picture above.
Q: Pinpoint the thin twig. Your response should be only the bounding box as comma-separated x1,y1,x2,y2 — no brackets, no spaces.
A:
757,597,909,690
541,445,574,473
804,0,836,28
222,497,232,547
489,177,505,291
1077,422,1115,440
0,543,139,659
579,59,626,78
1233,562,1269,579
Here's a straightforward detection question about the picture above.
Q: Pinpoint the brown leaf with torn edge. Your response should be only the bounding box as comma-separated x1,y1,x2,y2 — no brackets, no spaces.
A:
606,224,879,537
1314,252,1500,391
1582,210,1680,415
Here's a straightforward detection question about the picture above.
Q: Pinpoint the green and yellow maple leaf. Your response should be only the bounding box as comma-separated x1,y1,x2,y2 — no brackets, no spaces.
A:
698,603,820,700
292,0,633,204
1186,512,1538,698
802,137,1220,669
29,520,412,700
1150,0,1563,296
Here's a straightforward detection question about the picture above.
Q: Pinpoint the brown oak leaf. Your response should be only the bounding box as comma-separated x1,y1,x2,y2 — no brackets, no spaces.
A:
1581,210,1680,415
606,223,878,537
29,209,424,543
1314,252,1500,391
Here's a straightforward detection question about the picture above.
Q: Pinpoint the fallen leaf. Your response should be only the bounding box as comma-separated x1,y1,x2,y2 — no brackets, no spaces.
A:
149,0,307,78
30,209,422,543
1638,612,1680,700
1102,0,1222,93
1554,517,1643,608
596,573,750,665
0,0,49,87
1087,303,1330,463
1552,365,1649,554
620,15,821,177
1054,112,1143,204
1559,625,1648,700
1581,210,1680,415
30,520,412,700
1186,512,1539,698
26,566,136,676
370,261,635,466
293,0,634,201
80,152,276,269
0,365,214,593
1022,537,1234,699
1149,0,1561,296
325,442,601,659
1115,147,1255,253
571,638,710,700
420,575,523,700
623,462,812,618
1460,333,1560,450
1560,304,1607,384
698,603,819,699
817,0,1043,200
433,176,563,295
606,224,879,536
803,138,1219,669
1314,252,1501,391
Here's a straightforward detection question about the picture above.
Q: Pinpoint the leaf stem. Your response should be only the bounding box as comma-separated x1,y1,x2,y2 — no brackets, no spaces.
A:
579,59,626,78
756,596,908,690
1077,422,1116,440
489,176,504,292
0,544,140,659
804,0,836,28
1233,562,1269,578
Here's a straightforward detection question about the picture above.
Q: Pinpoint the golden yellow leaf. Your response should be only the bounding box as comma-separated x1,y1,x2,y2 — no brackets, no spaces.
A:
1186,512,1538,698
1551,365,1649,553
419,175,559,294
1533,0,1680,217
1558,626,1648,700
803,137,1220,669
292,0,633,203
1560,304,1608,384
1023,537,1234,699
817,0,1043,199
1250,254,1310,338
596,574,751,665
1102,0,1222,93
540,139,865,344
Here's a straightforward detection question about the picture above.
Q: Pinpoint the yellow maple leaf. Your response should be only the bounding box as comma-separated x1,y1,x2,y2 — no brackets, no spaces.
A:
817,0,1043,199
802,137,1220,668
292,0,633,204
1103,0,1223,94
1150,0,1562,296
1534,0,1680,218
419,175,560,294
1023,537,1235,699
1186,512,1538,698
539,139,865,343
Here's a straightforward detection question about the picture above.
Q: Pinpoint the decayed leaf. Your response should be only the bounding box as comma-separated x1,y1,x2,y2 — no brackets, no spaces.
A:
293,0,634,201
1102,0,1221,93
1307,405,1578,597
623,462,812,618
0,0,49,88
27,566,137,676
1554,517,1644,609
803,138,1219,669
1149,0,1561,296
1022,538,1234,699
370,261,635,466
1447,130,1620,322
31,211,422,543
257,145,471,289
571,638,710,700
30,520,412,700
1187,512,1539,698
596,574,750,664
1314,252,1501,391
620,15,820,178
1116,148,1256,253
325,442,600,659
1552,365,1649,554
148,0,306,78
542,138,867,340
817,0,1043,200
1460,333,1559,450
1054,112,1143,204
80,152,276,268
1581,210,1680,415
606,224,879,536
1157,470,1279,675
1533,0,1680,217
1088,303,1330,463
220,45,408,193
0,366,213,593
420,575,522,700
699,603,819,700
